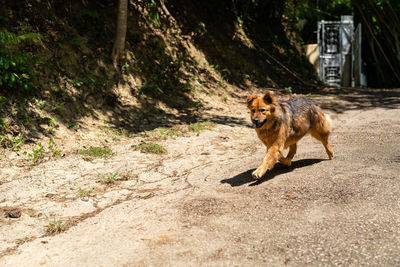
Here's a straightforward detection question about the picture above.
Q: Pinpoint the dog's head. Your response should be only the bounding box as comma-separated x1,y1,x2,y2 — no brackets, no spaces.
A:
247,91,277,129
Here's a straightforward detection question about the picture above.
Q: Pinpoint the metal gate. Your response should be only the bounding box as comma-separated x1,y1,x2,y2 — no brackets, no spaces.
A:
317,16,367,87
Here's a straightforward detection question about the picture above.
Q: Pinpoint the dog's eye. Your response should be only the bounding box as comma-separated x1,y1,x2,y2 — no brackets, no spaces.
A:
260,109,266,113
251,109,255,113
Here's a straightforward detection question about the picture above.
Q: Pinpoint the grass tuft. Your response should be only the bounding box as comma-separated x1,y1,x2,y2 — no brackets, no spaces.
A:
45,220,68,234
189,121,215,132
77,187,94,197
78,146,113,158
131,142,166,154
98,172,119,185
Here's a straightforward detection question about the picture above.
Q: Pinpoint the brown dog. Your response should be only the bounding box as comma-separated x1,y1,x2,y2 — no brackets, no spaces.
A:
247,91,333,180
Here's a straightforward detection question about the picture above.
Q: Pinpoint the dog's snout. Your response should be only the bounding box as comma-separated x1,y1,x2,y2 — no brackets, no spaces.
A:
252,117,267,128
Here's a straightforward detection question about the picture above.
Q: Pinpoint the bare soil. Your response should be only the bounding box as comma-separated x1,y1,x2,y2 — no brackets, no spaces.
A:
1,87,400,266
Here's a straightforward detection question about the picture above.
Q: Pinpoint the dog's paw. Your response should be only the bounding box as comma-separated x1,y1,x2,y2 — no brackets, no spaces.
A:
279,157,292,166
252,167,265,180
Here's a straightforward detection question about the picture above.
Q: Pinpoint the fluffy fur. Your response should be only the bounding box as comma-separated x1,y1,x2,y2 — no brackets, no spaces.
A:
247,91,334,180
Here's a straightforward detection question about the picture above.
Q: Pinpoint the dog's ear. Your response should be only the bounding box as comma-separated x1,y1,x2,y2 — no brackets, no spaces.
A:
263,91,277,105
246,95,257,108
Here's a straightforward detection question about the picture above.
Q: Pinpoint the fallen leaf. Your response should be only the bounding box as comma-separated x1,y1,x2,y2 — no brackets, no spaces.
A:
139,192,153,199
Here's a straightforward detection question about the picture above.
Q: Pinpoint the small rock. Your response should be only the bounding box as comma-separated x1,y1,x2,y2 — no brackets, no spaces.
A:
6,208,21,218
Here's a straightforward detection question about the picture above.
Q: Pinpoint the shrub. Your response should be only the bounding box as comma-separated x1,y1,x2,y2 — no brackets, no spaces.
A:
0,30,41,92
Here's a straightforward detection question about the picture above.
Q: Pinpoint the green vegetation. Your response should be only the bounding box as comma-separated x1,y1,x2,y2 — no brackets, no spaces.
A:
146,0,161,28
98,171,119,185
45,219,68,234
78,146,113,158
131,142,166,154
284,86,293,94
77,187,94,197
98,121,217,147
0,30,41,92
189,121,215,132
23,138,60,162
0,134,24,151
25,142,45,160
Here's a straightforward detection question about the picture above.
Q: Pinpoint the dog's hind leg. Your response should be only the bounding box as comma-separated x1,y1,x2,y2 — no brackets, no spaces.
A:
310,111,334,159
311,131,334,159
279,144,297,166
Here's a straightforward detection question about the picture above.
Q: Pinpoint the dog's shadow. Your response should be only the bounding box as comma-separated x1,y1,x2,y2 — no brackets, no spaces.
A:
221,158,326,187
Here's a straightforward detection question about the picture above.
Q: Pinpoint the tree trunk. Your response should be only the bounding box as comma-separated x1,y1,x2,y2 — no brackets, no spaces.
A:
112,0,128,68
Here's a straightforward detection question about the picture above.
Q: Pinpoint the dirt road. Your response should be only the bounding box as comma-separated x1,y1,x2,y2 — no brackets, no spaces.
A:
1,88,400,266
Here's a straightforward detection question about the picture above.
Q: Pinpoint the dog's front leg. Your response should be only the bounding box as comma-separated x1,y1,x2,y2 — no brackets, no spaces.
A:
252,145,282,180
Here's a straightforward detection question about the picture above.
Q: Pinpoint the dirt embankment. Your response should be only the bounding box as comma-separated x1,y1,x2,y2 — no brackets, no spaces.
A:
0,88,399,266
